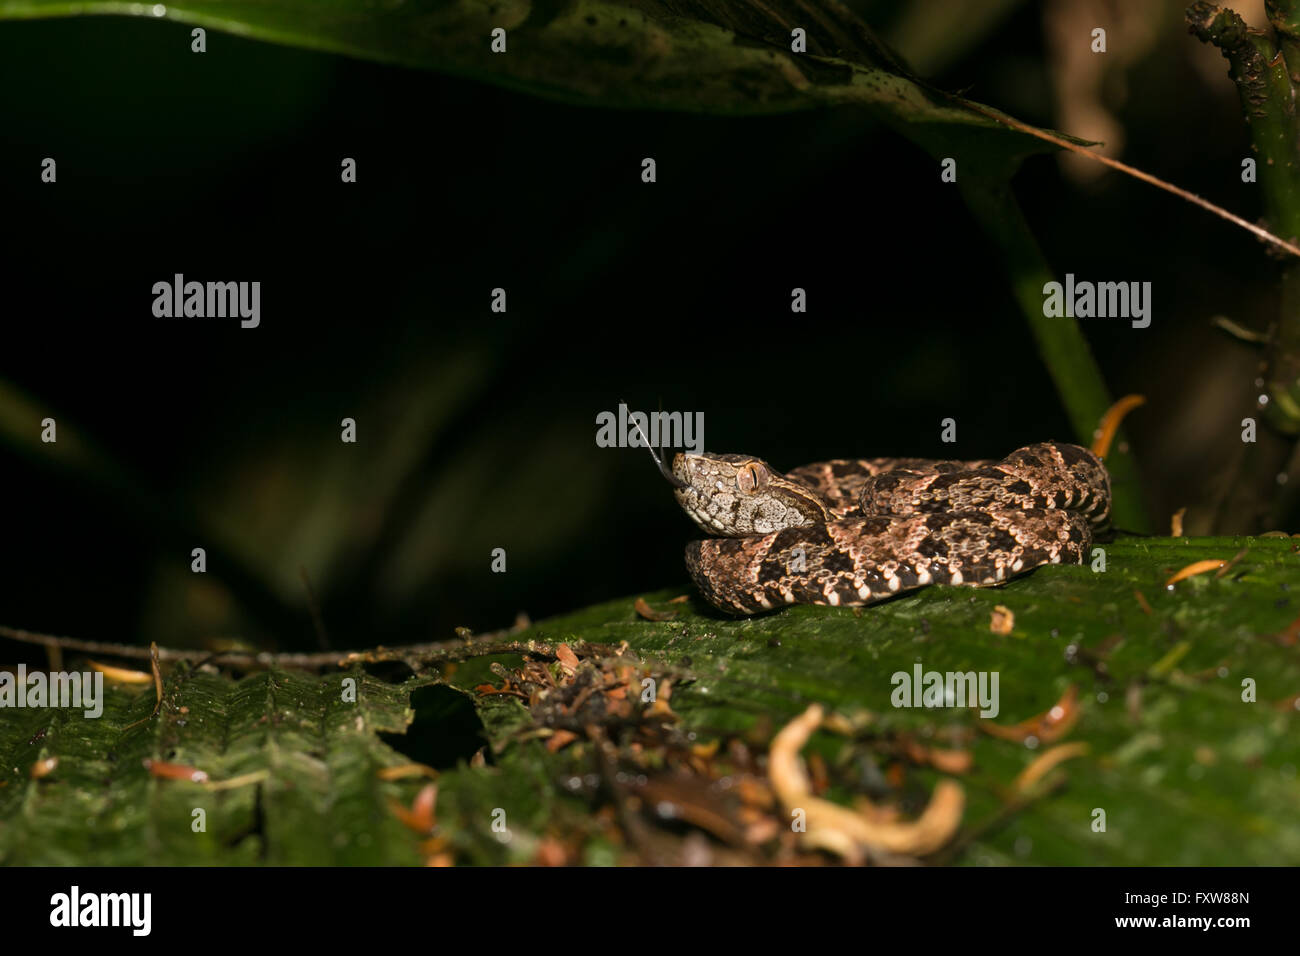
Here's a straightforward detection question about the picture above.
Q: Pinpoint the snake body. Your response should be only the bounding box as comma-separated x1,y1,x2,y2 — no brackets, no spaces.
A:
670,442,1111,615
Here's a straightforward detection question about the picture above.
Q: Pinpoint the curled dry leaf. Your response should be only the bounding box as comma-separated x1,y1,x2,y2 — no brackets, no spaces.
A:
376,763,439,781
1012,742,1090,794
691,739,721,760
390,783,438,835
546,729,580,753
901,738,973,775
768,704,964,861
1165,560,1227,587
981,685,1080,744
86,660,154,684
1090,394,1145,459
142,759,208,783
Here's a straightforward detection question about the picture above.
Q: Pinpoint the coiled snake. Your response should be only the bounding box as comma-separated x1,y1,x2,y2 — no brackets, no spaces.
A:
661,442,1111,615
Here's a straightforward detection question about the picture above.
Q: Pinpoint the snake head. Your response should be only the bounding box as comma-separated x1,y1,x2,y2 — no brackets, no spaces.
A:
671,452,830,537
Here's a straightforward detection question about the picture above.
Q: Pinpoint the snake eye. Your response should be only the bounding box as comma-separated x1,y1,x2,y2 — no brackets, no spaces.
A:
736,462,768,494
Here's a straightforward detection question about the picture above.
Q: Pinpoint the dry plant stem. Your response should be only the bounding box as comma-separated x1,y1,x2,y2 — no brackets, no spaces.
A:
1189,3,1300,240
1189,3,1300,528
0,624,548,672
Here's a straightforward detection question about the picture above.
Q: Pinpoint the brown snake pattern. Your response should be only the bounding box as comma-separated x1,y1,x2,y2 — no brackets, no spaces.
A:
668,442,1111,615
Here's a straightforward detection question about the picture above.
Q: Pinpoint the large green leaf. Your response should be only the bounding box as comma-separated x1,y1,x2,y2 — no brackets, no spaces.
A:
0,0,1058,138
3,535,1297,864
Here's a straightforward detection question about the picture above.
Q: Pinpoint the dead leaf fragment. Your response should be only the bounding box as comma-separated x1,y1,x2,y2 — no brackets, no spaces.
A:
555,644,580,676
1165,560,1227,587
534,837,570,866
1133,590,1152,615
634,597,677,622
86,660,154,684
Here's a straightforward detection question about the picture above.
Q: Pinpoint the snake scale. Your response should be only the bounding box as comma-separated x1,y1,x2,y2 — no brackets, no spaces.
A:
665,442,1111,615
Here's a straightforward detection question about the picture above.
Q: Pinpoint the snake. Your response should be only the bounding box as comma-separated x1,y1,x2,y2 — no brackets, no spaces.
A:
657,442,1111,615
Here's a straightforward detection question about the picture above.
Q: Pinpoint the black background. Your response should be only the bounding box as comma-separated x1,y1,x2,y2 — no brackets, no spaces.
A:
0,7,1275,652
2,864,1279,938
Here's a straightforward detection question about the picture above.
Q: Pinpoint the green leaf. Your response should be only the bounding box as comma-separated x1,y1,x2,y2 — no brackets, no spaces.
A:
0,0,1055,135
0,667,430,864
505,535,1297,865
3,535,1297,864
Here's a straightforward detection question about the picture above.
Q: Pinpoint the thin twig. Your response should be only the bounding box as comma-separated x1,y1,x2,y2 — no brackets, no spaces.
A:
952,95,1300,260
0,623,535,672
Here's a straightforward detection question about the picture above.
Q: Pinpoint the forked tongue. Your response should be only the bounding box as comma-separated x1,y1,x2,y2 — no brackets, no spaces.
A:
623,400,688,489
